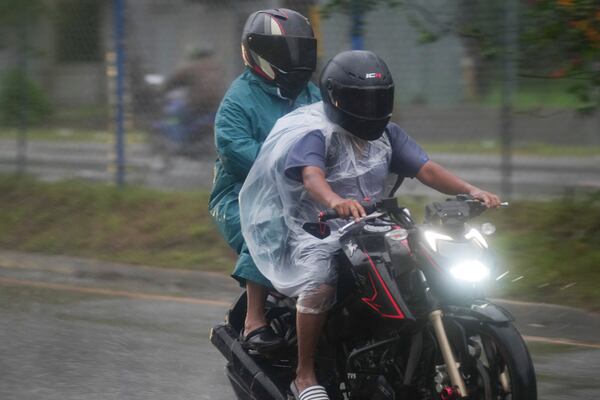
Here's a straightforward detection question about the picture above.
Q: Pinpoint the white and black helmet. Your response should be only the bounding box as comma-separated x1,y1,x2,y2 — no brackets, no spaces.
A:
241,8,317,100
320,51,395,141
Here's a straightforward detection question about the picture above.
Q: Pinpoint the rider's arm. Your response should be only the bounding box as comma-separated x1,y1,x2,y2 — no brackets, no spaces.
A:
214,99,261,180
386,124,500,208
284,131,365,220
416,161,500,207
302,167,366,221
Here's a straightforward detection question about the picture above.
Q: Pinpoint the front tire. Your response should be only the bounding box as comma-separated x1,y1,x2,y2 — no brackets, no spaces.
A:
478,322,537,400
447,320,537,400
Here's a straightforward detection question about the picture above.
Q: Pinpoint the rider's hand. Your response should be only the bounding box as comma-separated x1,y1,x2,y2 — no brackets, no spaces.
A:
469,188,501,208
330,198,366,221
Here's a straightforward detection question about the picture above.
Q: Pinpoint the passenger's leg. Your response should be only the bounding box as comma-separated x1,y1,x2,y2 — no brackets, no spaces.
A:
244,281,268,334
212,204,280,351
233,244,282,351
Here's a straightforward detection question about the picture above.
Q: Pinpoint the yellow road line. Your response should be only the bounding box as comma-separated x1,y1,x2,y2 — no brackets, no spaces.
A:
0,276,231,308
522,335,600,350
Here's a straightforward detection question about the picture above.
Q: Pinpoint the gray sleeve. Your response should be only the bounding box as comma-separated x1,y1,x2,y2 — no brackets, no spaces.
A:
284,130,326,182
386,123,429,178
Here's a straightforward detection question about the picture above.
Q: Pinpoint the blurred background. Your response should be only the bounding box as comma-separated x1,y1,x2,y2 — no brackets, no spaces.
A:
0,2,599,399
0,0,598,196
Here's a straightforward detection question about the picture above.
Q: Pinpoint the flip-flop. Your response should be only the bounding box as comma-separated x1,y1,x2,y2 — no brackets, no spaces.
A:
290,381,330,400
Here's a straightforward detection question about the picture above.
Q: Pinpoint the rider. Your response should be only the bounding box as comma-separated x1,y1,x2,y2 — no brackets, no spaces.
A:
208,8,320,353
239,50,500,400
161,47,224,146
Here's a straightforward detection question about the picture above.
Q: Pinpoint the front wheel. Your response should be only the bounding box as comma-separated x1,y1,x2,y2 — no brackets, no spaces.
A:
454,321,537,400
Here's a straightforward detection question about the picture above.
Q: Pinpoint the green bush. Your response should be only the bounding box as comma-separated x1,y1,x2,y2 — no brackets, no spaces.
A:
0,69,52,126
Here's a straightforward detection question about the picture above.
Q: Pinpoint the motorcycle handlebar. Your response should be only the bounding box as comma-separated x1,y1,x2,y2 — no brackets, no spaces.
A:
318,201,379,222
318,196,508,222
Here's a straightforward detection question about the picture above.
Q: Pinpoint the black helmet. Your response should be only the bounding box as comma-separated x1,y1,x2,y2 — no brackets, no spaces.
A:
320,51,394,141
241,8,317,100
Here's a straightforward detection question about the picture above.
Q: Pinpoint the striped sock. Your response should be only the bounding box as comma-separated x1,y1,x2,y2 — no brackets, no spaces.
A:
299,385,329,400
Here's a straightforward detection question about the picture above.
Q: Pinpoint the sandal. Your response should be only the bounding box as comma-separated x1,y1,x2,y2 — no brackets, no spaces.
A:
239,325,284,353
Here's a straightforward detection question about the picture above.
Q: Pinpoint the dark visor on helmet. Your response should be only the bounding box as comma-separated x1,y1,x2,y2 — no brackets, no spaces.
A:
247,34,317,71
328,84,394,120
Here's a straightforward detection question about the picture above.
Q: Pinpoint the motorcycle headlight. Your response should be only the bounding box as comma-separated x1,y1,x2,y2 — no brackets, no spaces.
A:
450,260,490,282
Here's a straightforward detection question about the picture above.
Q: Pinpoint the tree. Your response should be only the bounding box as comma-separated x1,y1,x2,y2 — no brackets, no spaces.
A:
0,0,45,27
0,0,50,127
521,0,600,111
323,0,600,110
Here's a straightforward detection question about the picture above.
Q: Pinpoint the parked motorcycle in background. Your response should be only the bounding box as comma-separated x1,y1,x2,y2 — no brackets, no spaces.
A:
211,195,537,400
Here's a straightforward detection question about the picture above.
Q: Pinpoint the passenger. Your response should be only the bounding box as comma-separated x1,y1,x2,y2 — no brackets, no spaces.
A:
208,8,321,354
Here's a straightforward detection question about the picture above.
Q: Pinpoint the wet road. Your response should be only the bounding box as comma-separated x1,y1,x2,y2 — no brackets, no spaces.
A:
0,283,234,400
1,255,599,399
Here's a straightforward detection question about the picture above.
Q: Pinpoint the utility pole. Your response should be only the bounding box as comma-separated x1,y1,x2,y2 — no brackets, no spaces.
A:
500,0,519,199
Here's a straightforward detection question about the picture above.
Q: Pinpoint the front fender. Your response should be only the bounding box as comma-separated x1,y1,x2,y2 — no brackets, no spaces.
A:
445,301,514,324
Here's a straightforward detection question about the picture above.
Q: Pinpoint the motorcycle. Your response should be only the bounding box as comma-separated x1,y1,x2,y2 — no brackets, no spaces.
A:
150,88,215,157
211,195,537,399
140,74,215,168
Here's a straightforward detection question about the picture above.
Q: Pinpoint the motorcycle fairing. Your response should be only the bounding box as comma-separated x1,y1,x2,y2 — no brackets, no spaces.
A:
358,252,415,321
338,225,415,321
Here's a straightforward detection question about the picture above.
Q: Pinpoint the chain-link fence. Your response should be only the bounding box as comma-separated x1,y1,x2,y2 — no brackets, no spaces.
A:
0,0,599,196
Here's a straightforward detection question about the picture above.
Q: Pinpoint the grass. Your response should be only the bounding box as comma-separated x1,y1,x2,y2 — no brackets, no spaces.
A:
421,141,600,157
482,78,589,109
485,194,600,311
0,128,147,144
0,176,598,310
0,175,236,273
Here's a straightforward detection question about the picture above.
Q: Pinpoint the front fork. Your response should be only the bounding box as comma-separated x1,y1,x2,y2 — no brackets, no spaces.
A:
429,309,469,397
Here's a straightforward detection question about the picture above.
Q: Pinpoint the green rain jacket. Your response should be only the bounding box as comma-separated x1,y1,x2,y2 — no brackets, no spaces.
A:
209,69,321,286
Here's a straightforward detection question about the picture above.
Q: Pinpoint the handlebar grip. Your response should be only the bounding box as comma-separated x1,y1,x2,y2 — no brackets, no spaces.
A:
318,209,339,222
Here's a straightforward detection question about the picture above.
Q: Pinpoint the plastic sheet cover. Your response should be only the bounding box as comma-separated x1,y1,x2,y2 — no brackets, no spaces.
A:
239,102,392,306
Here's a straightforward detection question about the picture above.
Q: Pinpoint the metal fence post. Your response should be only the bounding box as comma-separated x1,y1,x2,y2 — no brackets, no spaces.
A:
350,0,364,50
113,0,126,187
500,0,519,199
16,24,29,176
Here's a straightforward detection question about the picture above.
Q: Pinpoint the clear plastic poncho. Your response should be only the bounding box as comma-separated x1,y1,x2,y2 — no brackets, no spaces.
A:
239,102,393,313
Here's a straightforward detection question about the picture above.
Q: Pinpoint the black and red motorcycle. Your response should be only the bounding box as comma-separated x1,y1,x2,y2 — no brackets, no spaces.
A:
211,195,537,399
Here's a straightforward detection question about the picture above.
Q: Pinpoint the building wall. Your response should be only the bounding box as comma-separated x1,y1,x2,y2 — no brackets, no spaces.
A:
126,0,280,88
1,1,466,108
318,0,466,106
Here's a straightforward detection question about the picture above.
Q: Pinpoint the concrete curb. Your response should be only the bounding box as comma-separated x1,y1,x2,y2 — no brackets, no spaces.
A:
0,250,240,303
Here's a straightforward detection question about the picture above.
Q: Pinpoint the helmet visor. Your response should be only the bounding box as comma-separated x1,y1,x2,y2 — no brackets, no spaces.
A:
247,34,317,72
329,84,394,120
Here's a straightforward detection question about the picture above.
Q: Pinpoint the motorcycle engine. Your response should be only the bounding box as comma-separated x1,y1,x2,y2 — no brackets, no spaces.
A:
349,375,396,400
